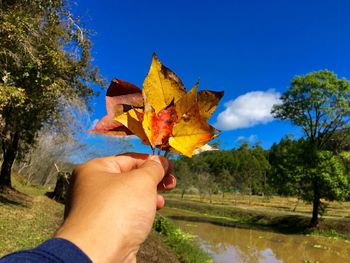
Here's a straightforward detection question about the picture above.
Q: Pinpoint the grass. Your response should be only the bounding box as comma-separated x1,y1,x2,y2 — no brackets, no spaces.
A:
153,215,212,263
0,179,64,256
164,197,350,240
165,193,350,218
0,178,206,262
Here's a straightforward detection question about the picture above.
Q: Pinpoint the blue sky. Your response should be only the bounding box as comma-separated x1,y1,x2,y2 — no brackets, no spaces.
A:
72,0,350,155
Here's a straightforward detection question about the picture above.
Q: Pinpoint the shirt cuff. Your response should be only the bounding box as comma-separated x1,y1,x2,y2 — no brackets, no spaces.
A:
0,238,92,263
36,238,92,263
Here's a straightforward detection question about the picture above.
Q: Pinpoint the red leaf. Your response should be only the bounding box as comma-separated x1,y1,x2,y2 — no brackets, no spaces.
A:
148,102,178,147
88,115,132,136
105,79,143,117
89,79,143,135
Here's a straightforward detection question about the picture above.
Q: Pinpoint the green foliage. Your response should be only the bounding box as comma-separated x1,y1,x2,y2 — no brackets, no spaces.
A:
174,144,271,197
339,151,350,171
153,215,212,263
326,130,350,153
1,0,101,143
312,151,349,201
269,137,306,196
0,85,25,109
174,159,194,197
0,0,103,187
272,70,350,149
270,136,350,201
271,70,350,225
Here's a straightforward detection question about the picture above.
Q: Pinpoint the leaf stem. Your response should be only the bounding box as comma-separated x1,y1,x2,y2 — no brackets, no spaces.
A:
164,150,169,158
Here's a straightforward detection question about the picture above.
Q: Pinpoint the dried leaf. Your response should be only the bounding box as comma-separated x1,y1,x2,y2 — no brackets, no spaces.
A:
89,79,142,135
142,53,186,113
106,79,143,117
198,90,224,120
169,105,217,158
90,54,223,157
193,144,219,155
142,102,177,148
167,86,217,157
88,115,132,136
115,109,149,145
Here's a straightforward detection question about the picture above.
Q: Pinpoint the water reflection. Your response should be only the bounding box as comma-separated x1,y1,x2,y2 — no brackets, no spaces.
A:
160,208,350,263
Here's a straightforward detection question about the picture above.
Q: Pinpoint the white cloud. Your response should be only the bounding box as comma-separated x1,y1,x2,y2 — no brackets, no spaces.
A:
215,90,281,130
89,118,99,130
236,135,258,143
237,136,245,141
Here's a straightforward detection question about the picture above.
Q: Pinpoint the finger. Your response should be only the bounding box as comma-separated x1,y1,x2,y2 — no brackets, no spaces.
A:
167,160,174,175
115,153,170,174
113,153,150,172
156,194,165,210
157,174,176,192
130,155,169,185
86,153,150,174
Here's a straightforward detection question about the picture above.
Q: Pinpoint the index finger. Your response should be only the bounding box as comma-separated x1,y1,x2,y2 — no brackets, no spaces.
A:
102,153,172,175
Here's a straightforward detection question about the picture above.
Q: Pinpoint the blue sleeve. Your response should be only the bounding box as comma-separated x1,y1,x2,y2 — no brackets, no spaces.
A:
0,238,92,263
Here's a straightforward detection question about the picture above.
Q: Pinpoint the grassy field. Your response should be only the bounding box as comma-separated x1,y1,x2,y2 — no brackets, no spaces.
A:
0,180,64,256
0,179,206,263
164,194,350,240
165,193,350,218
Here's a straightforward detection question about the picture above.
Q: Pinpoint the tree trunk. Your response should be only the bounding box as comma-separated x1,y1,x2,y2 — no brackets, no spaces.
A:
0,131,20,189
181,189,185,199
248,183,252,206
310,181,320,227
47,172,70,203
293,196,300,212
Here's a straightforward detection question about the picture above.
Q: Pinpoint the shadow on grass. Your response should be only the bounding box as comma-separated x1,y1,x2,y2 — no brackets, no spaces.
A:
0,188,31,207
0,195,28,207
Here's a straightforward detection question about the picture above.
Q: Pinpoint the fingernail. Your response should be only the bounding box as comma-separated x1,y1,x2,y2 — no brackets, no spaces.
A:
150,155,162,165
150,155,168,171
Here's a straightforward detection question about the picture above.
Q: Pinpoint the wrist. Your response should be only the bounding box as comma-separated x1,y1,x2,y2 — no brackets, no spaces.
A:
55,222,139,263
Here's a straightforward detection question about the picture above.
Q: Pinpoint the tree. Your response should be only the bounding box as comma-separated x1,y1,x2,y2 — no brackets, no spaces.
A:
268,137,306,197
0,0,102,189
234,144,270,204
174,158,194,199
272,70,350,226
217,168,232,199
325,129,350,153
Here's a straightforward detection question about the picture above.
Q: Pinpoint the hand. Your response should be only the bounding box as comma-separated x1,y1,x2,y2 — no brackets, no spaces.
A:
54,153,176,263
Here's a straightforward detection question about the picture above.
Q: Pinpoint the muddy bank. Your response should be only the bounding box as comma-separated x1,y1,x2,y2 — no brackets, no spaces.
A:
165,199,350,239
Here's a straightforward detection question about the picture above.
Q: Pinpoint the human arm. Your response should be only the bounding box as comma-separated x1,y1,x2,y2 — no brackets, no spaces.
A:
0,153,175,263
55,153,175,263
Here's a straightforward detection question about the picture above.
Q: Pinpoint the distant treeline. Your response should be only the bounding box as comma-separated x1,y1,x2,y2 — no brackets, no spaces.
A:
173,135,350,203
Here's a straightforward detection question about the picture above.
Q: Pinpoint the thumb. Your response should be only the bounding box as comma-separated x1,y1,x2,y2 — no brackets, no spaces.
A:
133,155,169,185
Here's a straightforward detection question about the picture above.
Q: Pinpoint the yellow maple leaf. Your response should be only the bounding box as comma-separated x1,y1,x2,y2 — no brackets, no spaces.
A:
142,54,186,113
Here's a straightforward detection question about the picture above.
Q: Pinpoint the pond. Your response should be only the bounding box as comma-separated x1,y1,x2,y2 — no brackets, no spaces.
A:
160,207,350,263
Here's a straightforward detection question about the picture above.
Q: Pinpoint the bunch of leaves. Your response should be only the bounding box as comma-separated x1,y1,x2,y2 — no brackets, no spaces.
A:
90,54,223,157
